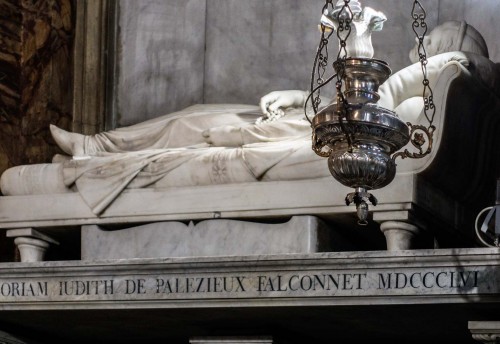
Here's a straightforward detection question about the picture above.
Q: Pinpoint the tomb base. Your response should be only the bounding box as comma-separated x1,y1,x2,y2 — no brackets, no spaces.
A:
81,216,333,260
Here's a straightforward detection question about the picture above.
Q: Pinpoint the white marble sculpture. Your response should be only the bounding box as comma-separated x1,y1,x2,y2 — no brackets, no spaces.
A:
0,21,499,256
2,22,496,212
51,21,495,158
41,22,495,217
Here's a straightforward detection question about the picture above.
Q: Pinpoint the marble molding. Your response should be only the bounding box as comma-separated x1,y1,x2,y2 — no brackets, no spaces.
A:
0,248,497,310
81,216,332,260
469,321,500,344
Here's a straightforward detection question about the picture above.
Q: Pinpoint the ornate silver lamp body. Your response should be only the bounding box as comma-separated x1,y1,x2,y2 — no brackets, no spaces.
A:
311,1,411,224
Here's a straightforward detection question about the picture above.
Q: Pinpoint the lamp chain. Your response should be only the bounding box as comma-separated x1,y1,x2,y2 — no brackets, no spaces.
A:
334,0,352,109
306,0,353,148
305,0,335,122
333,0,353,149
393,0,437,160
411,0,436,128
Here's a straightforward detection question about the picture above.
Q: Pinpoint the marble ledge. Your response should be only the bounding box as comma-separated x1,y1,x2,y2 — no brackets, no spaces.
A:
0,248,497,311
1,247,499,272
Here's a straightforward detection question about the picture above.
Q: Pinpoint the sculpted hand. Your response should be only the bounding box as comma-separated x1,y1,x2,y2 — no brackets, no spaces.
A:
259,90,307,119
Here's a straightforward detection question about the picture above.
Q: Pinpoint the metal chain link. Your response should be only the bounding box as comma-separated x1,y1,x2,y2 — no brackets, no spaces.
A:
411,0,436,127
306,0,335,121
334,0,353,108
333,0,353,149
393,0,437,160
304,0,353,147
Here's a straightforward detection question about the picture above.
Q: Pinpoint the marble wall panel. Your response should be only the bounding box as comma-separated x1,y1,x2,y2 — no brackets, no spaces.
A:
0,0,73,175
439,0,500,62
203,0,439,105
204,0,321,105
114,0,206,127
112,0,498,125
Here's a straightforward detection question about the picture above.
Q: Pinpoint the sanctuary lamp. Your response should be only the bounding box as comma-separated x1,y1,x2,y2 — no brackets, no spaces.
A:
306,0,436,224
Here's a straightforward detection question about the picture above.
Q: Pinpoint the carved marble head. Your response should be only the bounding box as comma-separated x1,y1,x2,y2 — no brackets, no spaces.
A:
409,21,489,63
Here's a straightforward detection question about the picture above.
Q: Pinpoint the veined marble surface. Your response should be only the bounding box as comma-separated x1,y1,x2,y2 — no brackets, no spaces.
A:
0,248,498,310
81,216,331,260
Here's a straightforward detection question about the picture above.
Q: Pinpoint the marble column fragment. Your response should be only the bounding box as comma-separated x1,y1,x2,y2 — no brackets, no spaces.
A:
7,228,59,262
380,221,421,251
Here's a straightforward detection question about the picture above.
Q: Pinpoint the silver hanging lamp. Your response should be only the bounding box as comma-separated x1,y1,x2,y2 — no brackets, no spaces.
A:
306,0,436,224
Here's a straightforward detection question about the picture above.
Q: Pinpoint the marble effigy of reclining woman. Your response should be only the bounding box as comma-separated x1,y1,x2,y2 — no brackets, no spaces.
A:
3,13,499,215
50,20,497,157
